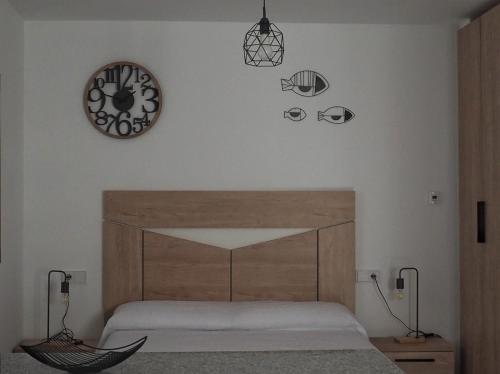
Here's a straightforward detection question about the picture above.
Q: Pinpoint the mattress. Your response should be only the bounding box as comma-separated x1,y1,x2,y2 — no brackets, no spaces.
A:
101,328,374,352
100,301,375,353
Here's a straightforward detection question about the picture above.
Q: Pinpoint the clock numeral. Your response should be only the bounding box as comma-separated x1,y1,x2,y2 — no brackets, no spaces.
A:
103,64,140,90
121,65,135,89
87,88,106,113
93,78,105,89
104,66,119,83
134,67,140,83
107,111,132,136
133,113,151,133
140,73,152,88
94,111,133,136
94,111,109,127
115,112,132,136
141,87,160,113
104,65,121,90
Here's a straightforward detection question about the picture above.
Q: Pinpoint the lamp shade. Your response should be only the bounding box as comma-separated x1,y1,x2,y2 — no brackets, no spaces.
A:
243,1,284,67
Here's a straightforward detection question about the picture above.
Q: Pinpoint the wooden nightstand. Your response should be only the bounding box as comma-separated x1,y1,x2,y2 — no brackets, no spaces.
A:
13,339,98,353
370,337,454,374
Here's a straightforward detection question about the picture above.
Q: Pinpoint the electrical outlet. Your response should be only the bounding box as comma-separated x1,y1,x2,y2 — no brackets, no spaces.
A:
63,270,87,284
356,269,381,283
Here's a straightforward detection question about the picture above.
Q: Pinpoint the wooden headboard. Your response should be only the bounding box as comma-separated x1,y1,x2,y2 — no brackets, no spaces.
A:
103,191,355,320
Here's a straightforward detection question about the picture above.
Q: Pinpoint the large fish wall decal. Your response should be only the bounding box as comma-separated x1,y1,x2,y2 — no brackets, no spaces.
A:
281,70,329,97
317,106,355,124
284,107,307,121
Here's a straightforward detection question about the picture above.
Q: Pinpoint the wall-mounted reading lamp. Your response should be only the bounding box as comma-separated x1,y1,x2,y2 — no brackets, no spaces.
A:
47,270,72,341
395,267,425,343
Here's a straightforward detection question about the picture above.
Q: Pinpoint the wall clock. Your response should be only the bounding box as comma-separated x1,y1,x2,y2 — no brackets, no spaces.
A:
84,61,163,139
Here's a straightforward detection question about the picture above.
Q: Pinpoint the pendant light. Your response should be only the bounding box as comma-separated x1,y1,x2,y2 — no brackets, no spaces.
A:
243,0,284,67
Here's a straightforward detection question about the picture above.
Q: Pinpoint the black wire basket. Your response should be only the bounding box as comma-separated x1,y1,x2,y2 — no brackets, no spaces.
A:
21,332,147,374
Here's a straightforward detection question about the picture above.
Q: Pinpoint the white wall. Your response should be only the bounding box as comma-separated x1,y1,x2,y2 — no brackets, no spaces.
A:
0,0,24,352
23,21,458,342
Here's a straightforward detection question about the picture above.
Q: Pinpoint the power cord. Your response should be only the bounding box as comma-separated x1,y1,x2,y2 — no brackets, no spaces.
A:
370,273,440,338
49,281,83,345
60,294,75,341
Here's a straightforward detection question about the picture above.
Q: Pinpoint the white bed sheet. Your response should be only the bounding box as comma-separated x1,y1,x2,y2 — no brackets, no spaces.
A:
101,329,374,352
100,301,374,352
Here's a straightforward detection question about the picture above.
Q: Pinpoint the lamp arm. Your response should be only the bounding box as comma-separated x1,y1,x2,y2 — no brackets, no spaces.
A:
47,270,70,340
398,267,419,338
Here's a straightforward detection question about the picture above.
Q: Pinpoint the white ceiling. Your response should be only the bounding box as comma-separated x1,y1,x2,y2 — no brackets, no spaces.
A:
8,0,497,23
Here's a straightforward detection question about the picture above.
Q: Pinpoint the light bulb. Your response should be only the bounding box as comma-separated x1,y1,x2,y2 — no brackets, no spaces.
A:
257,34,273,60
395,277,405,299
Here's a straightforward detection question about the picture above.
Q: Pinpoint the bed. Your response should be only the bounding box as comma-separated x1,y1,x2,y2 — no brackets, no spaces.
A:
0,191,400,373
96,190,402,373
90,300,403,374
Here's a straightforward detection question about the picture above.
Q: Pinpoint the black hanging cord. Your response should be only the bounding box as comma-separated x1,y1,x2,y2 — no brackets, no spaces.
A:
259,0,270,34
371,274,438,338
60,291,77,343
62,295,70,331
372,274,415,333
398,267,420,338
47,270,76,342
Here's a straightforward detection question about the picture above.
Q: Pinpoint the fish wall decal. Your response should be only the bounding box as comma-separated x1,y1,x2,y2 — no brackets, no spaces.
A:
281,70,329,97
284,107,307,122
318,107,355,124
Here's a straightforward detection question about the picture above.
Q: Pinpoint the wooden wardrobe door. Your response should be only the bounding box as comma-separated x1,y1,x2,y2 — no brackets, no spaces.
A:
480,7,500,373
459,18,488,374
460,6,500,373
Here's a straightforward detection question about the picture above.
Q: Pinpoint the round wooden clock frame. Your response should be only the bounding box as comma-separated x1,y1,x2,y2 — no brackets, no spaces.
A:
83,61,163,139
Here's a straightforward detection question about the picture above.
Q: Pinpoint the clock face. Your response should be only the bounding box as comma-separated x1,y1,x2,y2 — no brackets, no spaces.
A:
84,61,163,139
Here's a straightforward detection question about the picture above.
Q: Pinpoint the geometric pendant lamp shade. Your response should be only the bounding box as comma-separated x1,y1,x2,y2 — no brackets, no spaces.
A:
243,0,284,67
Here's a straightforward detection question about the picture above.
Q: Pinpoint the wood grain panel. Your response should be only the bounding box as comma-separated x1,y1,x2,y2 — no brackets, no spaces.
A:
458,18,487,374
370,337,454,353
103,221,143,320
102,190,357,318
104,191,354,228
384,352,454,374
477,6,500,373
143,231,231,301
231,231,317,301
318,222,355,312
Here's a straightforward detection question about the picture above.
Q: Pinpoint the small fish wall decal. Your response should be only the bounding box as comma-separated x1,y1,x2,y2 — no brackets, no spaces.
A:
284,107,307,122
318,107,355,124
281,70,329,97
